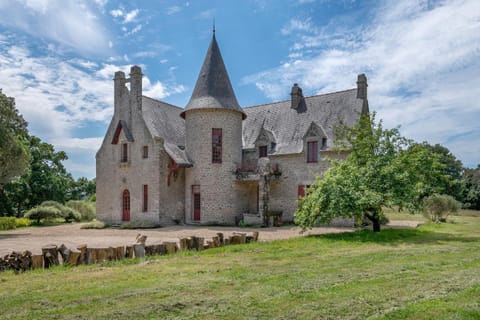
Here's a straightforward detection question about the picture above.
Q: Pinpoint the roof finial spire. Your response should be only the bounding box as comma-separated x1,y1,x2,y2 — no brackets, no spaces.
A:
213,18,215,35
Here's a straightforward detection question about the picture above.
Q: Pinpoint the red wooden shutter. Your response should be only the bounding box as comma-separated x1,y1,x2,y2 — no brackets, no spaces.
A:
298,185,305,198
307,141,318,163
122,190,130,221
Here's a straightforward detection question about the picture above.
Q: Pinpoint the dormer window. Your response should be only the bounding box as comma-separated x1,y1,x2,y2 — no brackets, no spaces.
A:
307,141,318,163
121,143,128,163
259,145,268,158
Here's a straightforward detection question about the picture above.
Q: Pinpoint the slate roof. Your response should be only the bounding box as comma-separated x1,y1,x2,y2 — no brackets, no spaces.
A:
141,88,364,160
242,89,365,155
142,96,192,166
180,34,246,119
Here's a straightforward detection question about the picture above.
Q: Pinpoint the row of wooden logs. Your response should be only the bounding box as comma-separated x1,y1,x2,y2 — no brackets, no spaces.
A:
0,231,259,273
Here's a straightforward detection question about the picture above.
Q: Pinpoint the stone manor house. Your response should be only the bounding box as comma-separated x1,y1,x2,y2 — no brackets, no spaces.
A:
96,33,369,226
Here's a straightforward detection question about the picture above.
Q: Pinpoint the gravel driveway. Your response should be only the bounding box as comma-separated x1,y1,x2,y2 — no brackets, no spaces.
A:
0,221,421,256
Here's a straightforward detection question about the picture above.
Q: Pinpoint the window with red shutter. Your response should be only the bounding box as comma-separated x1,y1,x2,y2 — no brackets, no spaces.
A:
212,128,222,163
307,141,318,163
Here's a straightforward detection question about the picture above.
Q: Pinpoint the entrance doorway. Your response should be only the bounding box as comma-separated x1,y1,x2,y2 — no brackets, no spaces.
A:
122,189,130,221
192,185,200,222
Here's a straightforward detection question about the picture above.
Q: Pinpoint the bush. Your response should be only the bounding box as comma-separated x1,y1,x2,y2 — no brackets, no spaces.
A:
66,200,95,221
80,220,107,229
15,217,32,228
120,221,160,229
423,194,461,222
41,201,81,223
0,217,17,230
25,206,62,224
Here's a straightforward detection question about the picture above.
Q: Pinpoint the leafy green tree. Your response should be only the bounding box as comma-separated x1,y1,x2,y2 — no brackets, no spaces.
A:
0,90,30,186
295,114,445,232
463,165,480,209
2,136,73,215
413,142,464,201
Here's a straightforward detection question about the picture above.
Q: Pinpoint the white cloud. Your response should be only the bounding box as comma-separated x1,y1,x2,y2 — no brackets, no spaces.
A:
123,9,139,23
244,0,480,167
110,9,123,17
0,0,111,55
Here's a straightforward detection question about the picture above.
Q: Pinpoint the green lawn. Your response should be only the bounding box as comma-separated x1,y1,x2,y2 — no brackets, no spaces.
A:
0,213,479,319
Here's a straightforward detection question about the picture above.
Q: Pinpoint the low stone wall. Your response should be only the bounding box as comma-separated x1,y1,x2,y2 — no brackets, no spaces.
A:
0,231,259,273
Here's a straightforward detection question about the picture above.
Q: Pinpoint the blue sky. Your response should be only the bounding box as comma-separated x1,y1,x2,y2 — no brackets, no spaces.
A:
0,0,479,179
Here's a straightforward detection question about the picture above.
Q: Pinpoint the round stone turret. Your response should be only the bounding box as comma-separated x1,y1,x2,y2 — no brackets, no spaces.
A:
183,33,244,225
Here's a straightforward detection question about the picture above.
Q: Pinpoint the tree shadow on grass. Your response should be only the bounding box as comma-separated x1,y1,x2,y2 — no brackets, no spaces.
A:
308,228,480,246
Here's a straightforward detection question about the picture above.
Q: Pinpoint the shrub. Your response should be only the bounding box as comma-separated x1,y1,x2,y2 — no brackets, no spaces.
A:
41,201,81,223
423,194,461,222
25,206,62,224
66,200,95,221
0,217,17,230
80,220,107,229
15,218,32,228
120,221,160,229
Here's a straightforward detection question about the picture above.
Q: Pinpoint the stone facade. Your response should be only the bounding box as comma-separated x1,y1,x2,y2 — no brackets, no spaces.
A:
96,33,368,226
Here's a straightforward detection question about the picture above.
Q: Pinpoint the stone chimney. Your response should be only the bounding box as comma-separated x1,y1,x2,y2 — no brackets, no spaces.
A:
129,65,143,112
356,73,367,100
290,83,303,109
113,71,126,115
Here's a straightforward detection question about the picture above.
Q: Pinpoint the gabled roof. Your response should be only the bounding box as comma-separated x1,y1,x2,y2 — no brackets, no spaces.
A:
111,120,134,144
242,89,364,155
180,34,246,119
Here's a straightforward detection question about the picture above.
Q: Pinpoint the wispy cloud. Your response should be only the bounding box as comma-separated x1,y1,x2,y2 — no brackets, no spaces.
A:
166,5,182,15
0,0,111,55
244,0,480,166
0,35,184,177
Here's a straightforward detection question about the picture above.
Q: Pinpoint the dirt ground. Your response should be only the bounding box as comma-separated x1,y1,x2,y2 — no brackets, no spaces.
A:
0,221,422,256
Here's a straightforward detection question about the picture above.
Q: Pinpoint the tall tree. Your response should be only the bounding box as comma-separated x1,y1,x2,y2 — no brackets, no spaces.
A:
295,114,445,232
0,90,30,186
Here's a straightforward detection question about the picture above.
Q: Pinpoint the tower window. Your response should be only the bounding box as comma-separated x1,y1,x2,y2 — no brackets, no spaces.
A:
212,128,222,163
307,141,318,163
121,143,128,163
259,145,268,158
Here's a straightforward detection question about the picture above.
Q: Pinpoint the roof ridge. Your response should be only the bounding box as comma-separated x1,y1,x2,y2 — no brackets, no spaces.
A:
142,95,183,110
243,88,356,109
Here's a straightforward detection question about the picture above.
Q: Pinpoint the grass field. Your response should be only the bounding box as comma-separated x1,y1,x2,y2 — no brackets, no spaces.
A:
0,211,479,319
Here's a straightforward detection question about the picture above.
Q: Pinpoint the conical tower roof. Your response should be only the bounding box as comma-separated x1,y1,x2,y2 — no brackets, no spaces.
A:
181,34,246,119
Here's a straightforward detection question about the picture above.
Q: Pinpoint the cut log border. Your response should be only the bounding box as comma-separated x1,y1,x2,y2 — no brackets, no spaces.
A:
0,231,259,273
